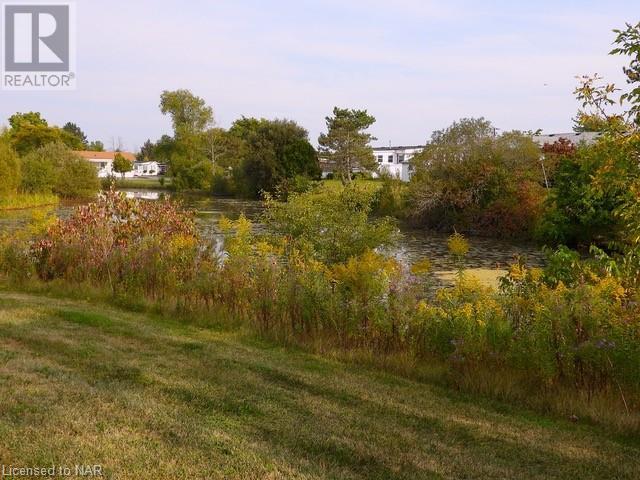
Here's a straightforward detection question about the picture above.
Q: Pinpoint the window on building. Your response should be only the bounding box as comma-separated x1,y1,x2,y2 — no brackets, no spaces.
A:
377,155,383,163
398,154,405,163
388,155,394,163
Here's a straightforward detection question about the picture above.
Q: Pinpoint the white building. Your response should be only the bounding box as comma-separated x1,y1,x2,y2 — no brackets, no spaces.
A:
319,145,424,182
372,145,424,182
531,131,601,147
76,151,137,178
133,160,160,177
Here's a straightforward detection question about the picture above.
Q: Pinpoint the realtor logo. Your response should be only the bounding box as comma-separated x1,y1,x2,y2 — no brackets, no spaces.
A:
2,2,76,90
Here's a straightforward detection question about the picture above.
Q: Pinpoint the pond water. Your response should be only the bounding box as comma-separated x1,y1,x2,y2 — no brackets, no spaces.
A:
1,188,544,285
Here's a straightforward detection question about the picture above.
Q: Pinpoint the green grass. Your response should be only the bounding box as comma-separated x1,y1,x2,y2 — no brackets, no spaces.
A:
0,193,59,211
0,292,638,479
320,178,382,193
108,177,172,190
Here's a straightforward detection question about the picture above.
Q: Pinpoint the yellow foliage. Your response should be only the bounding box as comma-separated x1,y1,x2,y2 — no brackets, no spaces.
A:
411,258,432,276
26,207,57,236
169,234,197,254
447,232,470,258
331,250,400,286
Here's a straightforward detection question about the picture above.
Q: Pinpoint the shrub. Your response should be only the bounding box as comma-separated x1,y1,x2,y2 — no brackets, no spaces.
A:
20,143,100,198
2,190,639,430
537,136,640,248
408,119,545,238
0,140,20,196
374,175,408,217
30,188,201,297
262,184,399,264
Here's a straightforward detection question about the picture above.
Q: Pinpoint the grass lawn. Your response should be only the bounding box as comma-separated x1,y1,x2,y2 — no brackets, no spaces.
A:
320,178,382,194
0,292,638,479
110,177,172,190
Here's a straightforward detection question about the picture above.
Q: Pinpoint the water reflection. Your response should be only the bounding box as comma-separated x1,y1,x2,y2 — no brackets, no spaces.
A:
123,190,162,200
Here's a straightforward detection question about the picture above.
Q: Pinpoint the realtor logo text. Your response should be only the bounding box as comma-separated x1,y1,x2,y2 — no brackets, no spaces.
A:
1,2,76,90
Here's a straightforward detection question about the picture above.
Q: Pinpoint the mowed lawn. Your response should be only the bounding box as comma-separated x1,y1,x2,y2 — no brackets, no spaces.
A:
0,293,638,479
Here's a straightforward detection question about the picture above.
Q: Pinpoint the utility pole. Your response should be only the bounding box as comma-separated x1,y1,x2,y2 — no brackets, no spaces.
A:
540,155,550,189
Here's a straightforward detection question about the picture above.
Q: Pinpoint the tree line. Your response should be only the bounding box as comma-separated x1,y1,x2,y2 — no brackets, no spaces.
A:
138,91,378,197
0,113,101,199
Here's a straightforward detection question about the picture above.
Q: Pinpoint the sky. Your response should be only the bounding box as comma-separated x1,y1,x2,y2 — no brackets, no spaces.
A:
0,0,637,152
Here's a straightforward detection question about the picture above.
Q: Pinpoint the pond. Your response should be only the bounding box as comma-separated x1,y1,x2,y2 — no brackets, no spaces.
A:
1,188,544,286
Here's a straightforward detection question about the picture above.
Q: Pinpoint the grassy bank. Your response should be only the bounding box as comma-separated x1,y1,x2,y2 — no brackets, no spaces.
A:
321,178,383,193
0,193,58,211
108,177,172,190
0,291,639,479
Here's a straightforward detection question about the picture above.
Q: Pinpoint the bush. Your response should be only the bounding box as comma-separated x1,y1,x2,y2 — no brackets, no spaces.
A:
20,143,100,198
211,166,237,196
537,136,639,248
30,188,202,296
262,184,399,264
0,140,20,196
373,175,408,217
169,153,213,191
408,119,546,238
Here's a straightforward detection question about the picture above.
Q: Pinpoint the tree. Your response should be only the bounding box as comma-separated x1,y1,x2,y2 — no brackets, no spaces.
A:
152,135,175,161
537,136,639,248
542,23,640,249
159,90,215,190
408,118,545,237
611,22,640,126
20,143,99,198
168,151,213,191
318,107,377,185
159,89,213,140
87,140,105,152
572,22,640,132
9,111,47,129
112,153,133,179
0,140,20,196
229,117,320,198
137,139,156,161
63,122,88,147
6,111,84,155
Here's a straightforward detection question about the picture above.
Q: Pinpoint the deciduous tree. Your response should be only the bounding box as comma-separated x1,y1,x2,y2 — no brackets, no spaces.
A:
113,153,133,179
408,118,544,237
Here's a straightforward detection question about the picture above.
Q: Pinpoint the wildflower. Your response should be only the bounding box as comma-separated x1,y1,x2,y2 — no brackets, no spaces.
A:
447,232,470,259
411,258,432,276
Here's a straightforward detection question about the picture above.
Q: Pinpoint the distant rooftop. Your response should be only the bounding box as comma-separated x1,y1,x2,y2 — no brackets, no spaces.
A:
531,132,601,146
76,150,136,162
372,145,425,151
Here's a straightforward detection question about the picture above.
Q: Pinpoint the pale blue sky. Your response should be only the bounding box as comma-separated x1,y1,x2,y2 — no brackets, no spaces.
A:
1,0,637,151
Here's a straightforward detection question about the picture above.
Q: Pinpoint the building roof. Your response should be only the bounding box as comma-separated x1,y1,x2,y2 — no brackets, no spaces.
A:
75,151,136,162
531,132,601,146
372,145,425,151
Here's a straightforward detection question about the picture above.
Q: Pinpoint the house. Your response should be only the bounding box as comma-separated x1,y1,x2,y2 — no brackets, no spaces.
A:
531,131,601,147
320,144,425,182
372,145,424,182
133,160,160,177
75,151,137,178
